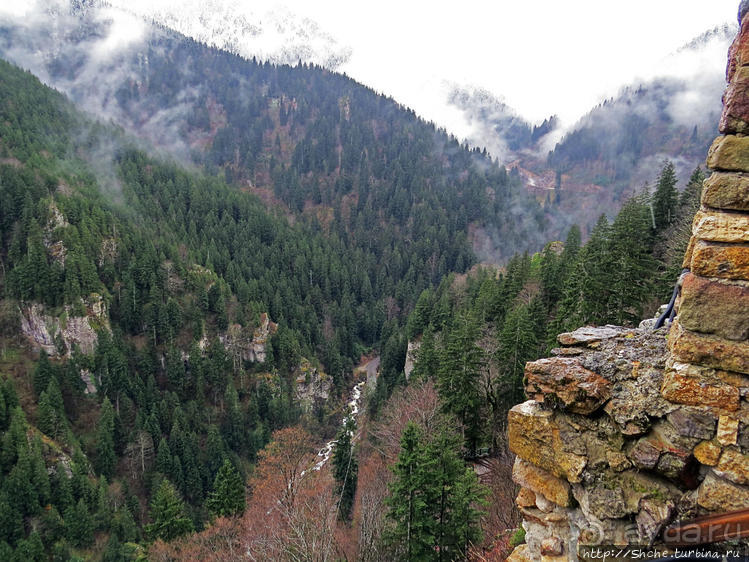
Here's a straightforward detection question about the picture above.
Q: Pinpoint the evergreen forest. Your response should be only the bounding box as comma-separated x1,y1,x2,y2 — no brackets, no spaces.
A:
0,5,710,559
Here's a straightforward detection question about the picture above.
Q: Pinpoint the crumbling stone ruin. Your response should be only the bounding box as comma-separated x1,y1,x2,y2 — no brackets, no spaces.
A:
506,7,749,560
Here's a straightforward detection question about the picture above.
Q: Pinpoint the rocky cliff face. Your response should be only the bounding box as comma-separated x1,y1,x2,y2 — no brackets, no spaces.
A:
295,358,331,413
508,9,749,560
220,312,277,363
19,294,109,358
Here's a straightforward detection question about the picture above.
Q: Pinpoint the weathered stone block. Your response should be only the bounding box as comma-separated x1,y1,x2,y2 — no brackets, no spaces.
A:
727,13,749,83
661,363,740,411
701,172,749,211
508,401,587,483
630,439,661,470
697,470,749,511
669,320,749,375
525,357,612,414
606,450,631,472
681,235,697,270
691,209,749,243
706,134,749,172
629,421,698,479
505,545,532,562
636,499,674,546
717,415,740,446
512,457,573,507
678,274,749,341
694,440,722,466
540,537,563,557
516,487,537,508
557,325,626,346
690,240,749,281
721,66,749,134
715,446,749,484
667,408,717,440
740,422,749,451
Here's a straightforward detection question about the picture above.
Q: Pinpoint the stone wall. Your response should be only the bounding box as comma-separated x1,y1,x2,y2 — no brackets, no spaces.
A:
507,8,749,560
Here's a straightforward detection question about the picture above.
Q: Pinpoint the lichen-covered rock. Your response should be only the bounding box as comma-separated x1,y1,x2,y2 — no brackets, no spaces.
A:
720,65,749,134
557,325,628,346
715,446,749,485
678,274,749,341
525,356,612,414
697,470,749,511
701,172,749,211
539,537,563,557
706,134,749,173
573,482,628,519
739,422,749,452
727,11,749,82
635,499,674,546
507,401,587,483
690,240,749,281
512,457,573,507
628,421,699,480
717,415,740,446
505,544,532,562
690,209,749,243
667,408,717,440
661,362,741,411
694,440,722,466
516,487,536,508
669,320,749,375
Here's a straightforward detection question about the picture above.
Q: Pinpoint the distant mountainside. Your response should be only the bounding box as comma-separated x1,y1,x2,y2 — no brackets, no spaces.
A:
0,0,549,264
448,25,734,234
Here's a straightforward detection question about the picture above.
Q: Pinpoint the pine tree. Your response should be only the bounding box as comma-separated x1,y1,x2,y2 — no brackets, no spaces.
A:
449,467,488,558
32,350,54,397
436,313,484,452
206,459,245,518
410,327,438,381
556,214,612,330
384,422,433,561
146,479,193,541
12,531,44,561
65,498,94,547
497,304,538,406
155,438,173,476
652,160,678,231
332,417,358,521
608,194,657,325
385,422,487,560
36,378,67,441
95,397,116,478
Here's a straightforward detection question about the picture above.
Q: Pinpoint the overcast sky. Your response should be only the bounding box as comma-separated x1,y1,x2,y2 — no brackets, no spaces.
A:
290,0,738,123
3,0,741,136
114,0,739,124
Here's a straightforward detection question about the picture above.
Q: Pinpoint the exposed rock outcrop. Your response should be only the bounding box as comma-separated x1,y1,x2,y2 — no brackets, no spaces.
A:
220,312,277,363
404,339,420,380
19,294,109,357
295,358,331,412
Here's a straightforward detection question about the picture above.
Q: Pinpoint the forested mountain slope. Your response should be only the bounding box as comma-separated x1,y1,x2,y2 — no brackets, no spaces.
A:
0,53,478,558
0,1,548,264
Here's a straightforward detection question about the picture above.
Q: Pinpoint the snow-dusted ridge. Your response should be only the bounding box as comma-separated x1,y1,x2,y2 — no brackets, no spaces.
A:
107,0,352,69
